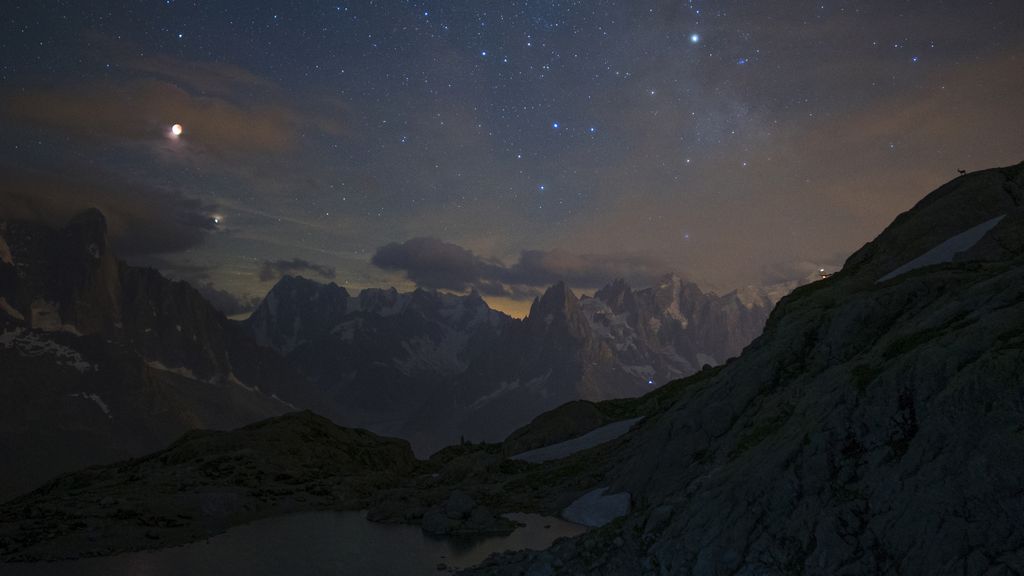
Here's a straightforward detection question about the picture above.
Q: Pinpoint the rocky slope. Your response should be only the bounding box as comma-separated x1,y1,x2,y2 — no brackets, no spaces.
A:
461,162,1024,575
0,412,417,561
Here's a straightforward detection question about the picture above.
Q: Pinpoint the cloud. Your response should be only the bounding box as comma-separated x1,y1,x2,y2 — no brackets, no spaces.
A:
193,282,262,317
371,237,669,296
508,249,669,288
371,237,506,292
4,56,346,158
258,258,336,282
0,166,216,256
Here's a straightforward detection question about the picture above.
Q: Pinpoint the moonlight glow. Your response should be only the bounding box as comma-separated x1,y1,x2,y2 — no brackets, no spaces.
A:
170,124,183,137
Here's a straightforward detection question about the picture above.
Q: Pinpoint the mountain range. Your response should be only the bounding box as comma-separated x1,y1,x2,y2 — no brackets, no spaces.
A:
3,163,1021,574
0,209,772,497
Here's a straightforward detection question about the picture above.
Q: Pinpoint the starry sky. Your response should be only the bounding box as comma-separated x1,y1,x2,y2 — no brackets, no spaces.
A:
2,1,1022,317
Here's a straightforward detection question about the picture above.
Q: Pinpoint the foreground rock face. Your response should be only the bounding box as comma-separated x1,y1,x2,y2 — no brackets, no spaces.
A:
462,163,1024,575
0,412,416,561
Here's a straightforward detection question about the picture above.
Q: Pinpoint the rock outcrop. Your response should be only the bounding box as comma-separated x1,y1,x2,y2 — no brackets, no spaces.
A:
0,412,417,561
461,163,1024,575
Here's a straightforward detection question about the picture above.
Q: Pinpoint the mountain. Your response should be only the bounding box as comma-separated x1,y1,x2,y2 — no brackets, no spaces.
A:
450,277,771,445
0,208,771,498
243,275,772,454
0,210,291,500
243,277,512,453
5,164,1022,573
458,161,1024,574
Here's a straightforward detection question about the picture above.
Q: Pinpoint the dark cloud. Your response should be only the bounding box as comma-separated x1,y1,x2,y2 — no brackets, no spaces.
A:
0,166,216,256
193,282,262,317
508,249,668,288
372,237,668,296
258,258,336,282
371,237,506,292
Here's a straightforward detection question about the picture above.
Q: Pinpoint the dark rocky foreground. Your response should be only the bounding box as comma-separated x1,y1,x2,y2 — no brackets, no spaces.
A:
0,363,710,562
459,162,1024,575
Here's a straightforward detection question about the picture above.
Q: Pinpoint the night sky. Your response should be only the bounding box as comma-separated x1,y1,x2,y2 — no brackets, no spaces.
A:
2,1,1022,317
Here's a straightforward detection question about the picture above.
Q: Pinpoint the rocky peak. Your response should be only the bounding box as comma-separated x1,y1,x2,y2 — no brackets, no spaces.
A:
246,275,350,353
530,281,575,315
60,208,109,261
357,286,406,316
524,281,590,341
843,161,1024,283
593,278,636,314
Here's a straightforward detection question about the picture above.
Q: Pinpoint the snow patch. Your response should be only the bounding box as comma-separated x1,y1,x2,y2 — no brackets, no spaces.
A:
562,487,631,528
879,215,1006,283
512,417,644,463
271,393,298,410
228,372,260,392
0,328,96,372
69,392,112,418
146,360,197,381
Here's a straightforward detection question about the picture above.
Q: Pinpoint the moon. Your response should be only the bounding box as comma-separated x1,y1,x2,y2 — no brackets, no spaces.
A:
171,123,183,137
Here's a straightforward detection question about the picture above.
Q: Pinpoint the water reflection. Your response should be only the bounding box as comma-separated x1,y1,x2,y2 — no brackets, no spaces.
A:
1,511,585,575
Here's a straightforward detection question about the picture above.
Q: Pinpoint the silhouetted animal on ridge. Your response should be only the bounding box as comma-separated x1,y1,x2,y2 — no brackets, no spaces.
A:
958,169,967,176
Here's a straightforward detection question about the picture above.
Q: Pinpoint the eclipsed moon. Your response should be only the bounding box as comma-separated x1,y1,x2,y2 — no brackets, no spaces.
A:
171,123,183,137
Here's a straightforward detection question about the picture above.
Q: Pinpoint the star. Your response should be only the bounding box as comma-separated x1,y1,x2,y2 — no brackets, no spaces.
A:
690,33,700,44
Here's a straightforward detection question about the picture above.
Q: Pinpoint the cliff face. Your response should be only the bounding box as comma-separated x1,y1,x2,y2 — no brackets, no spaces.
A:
0,210,289,500
463,162,1024,575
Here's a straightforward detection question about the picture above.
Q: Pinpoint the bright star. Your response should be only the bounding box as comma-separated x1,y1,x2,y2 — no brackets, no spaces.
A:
690,33,700,44
552,122,560,129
